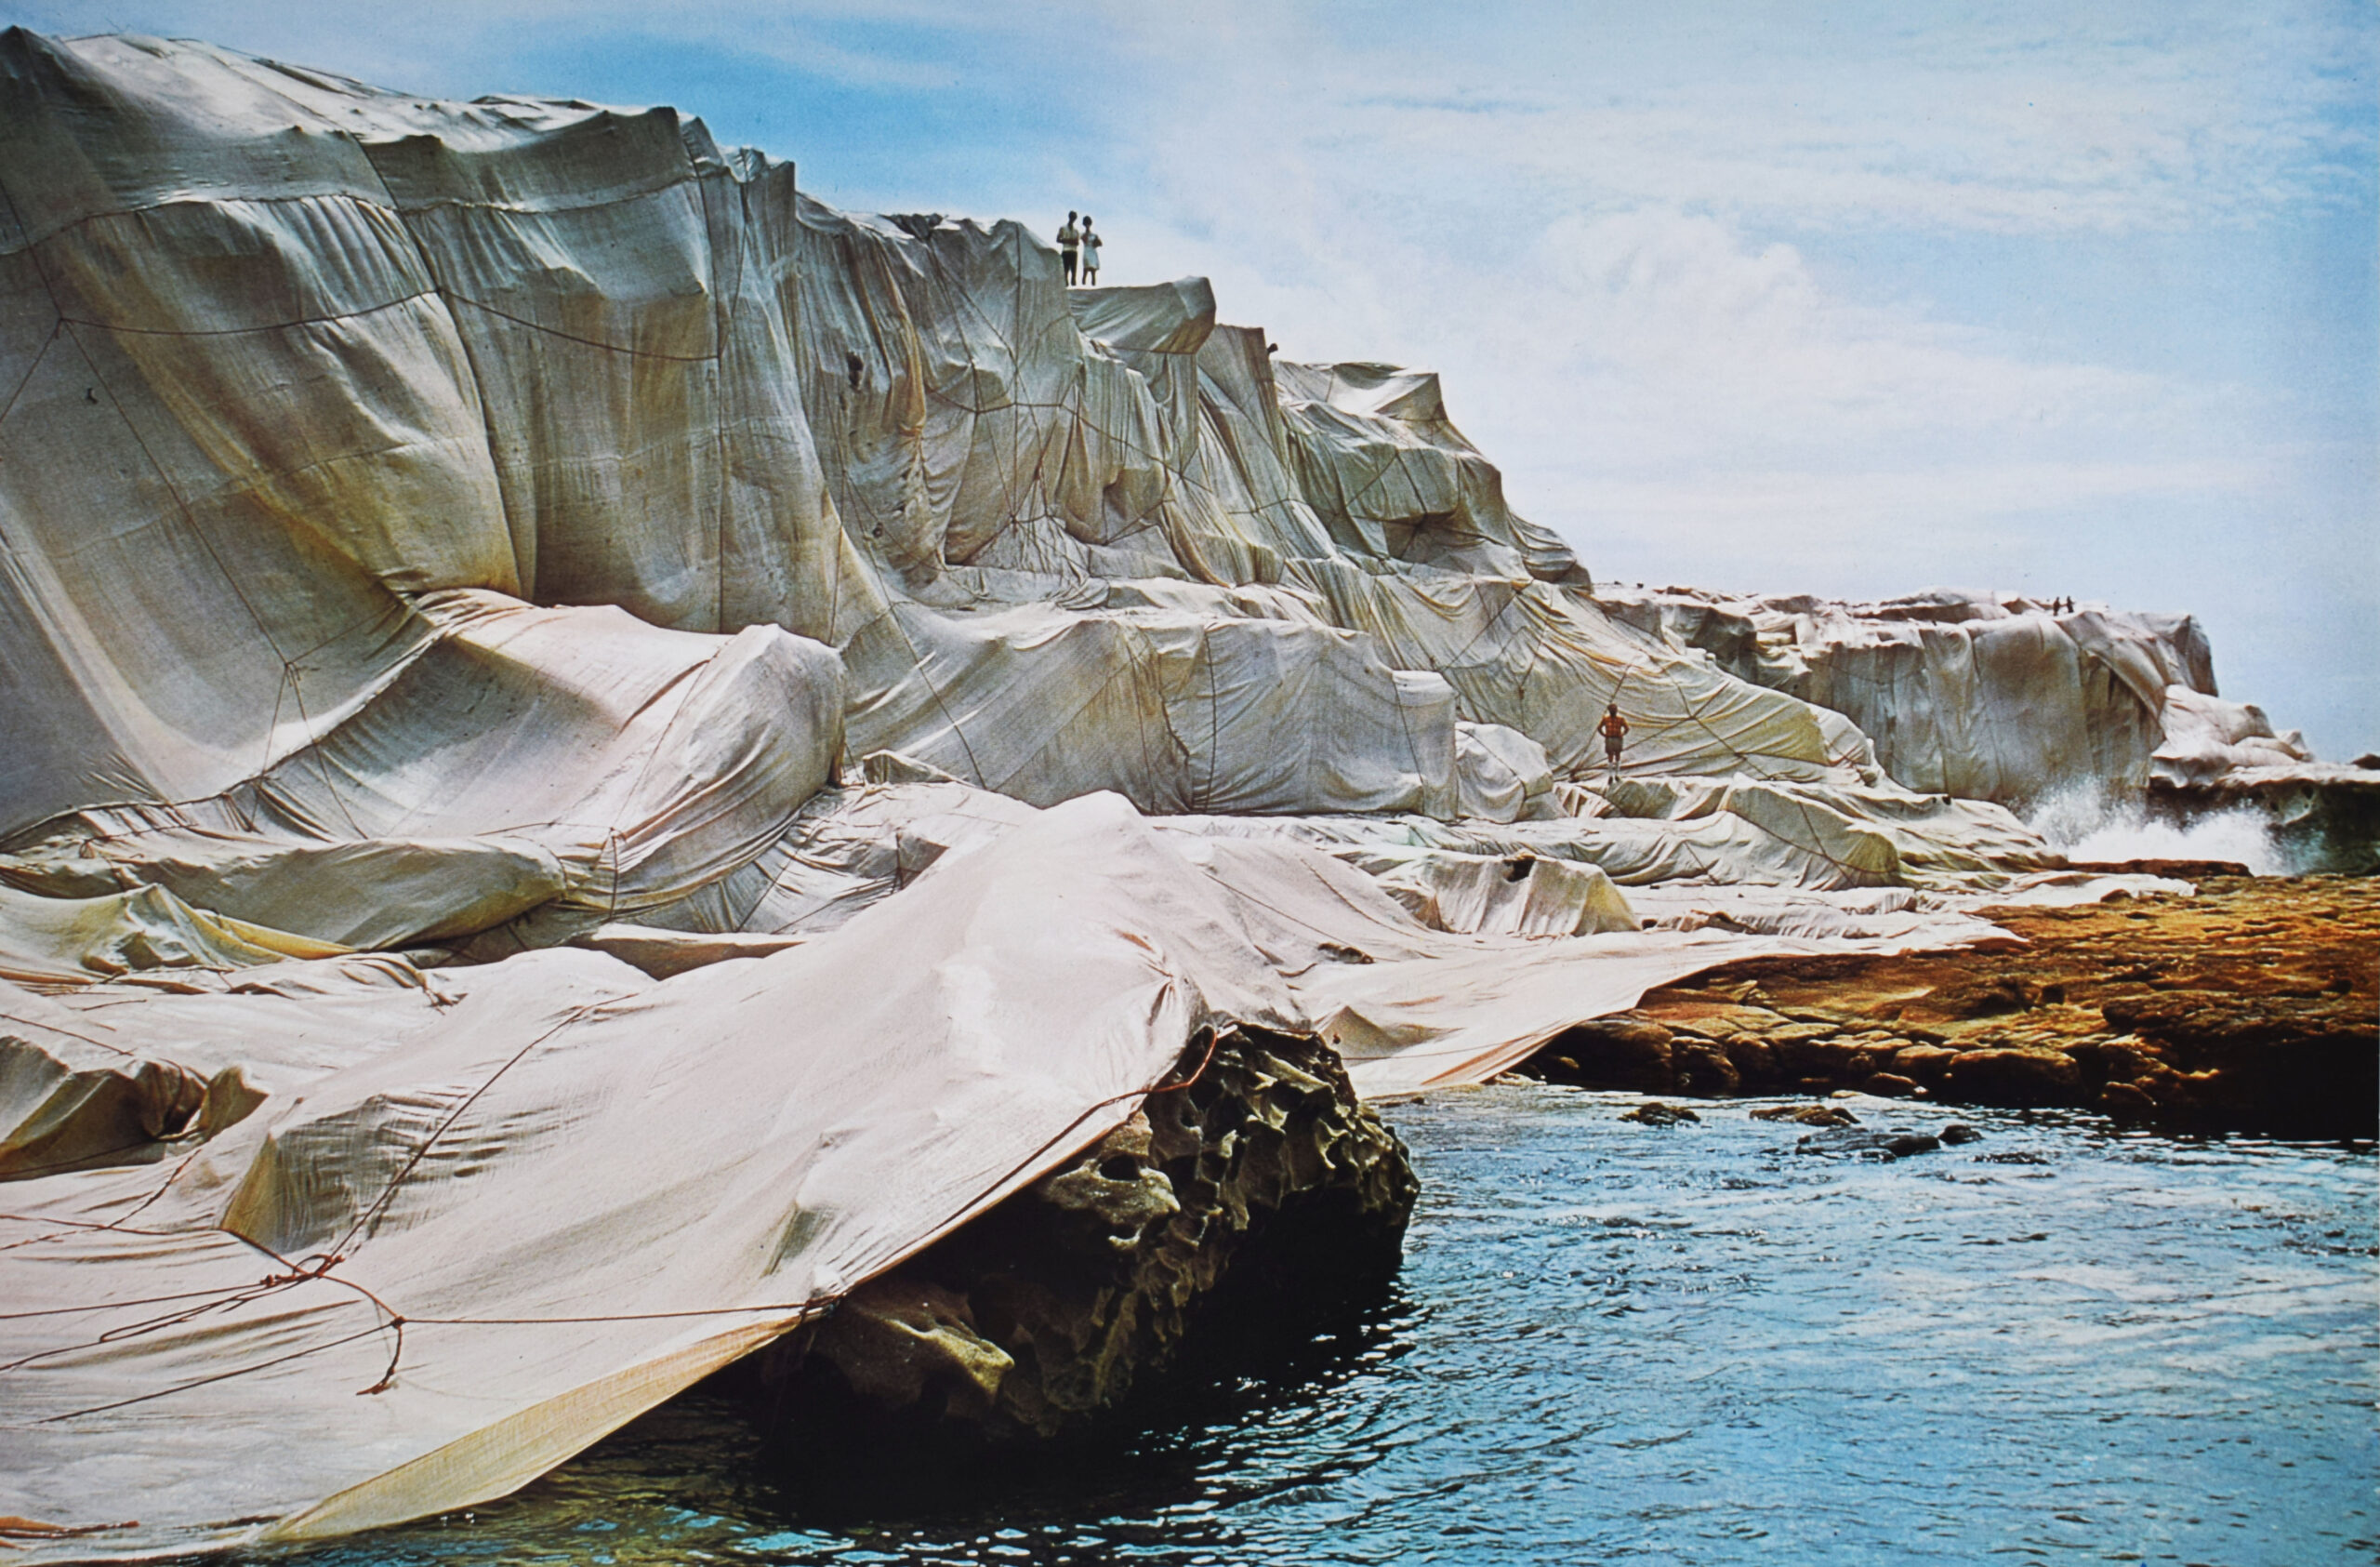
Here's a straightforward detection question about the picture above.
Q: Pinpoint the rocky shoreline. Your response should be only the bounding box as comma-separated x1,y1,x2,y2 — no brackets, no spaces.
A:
734,876,2376,1458
1521,874,2377,1141
736,1027,1418,1457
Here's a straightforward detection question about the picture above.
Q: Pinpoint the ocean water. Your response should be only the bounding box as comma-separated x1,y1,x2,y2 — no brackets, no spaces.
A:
293,1087,2377,1567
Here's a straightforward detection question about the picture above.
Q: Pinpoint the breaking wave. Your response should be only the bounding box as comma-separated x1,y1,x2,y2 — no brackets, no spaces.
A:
2024,784,2282,875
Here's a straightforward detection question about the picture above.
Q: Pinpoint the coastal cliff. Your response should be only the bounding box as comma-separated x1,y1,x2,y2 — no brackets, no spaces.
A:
0,31,2364,1560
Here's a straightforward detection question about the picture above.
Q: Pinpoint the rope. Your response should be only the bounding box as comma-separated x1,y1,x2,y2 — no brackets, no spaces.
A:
327,1000,609,1260
33,1326,388,1425
4,1027,1232,1410
0,1144,207,1255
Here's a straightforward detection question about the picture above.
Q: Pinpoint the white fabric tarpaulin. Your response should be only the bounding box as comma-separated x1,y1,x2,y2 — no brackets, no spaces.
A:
0,31,2224,1558
0,792,2056,1560
0,800,1292,1554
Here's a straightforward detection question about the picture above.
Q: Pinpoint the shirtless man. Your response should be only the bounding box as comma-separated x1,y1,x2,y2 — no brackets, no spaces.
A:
1057,211,1081,285
1598,702,1630,778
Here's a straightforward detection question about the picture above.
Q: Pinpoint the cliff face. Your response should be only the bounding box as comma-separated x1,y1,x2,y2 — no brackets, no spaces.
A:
0,31,1958,876
0,32,2346,1561
0,32,2326,886
1602,587,2228,805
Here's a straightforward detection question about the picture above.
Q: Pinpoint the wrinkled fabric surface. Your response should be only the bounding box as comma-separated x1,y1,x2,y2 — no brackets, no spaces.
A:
0,794,2039,1558
0,801,1290,1554
0,32,2255,1560
1598,585,2307,804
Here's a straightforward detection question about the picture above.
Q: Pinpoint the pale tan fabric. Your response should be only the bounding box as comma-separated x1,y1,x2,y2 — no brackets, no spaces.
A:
0,33,2159,1558
1606,586,2259,803
0,799,1289,1555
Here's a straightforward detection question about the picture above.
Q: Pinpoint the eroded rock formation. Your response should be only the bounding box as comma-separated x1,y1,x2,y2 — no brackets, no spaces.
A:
745,1027,1416,1445
1525,874,2378,1138
0,30,2357,1560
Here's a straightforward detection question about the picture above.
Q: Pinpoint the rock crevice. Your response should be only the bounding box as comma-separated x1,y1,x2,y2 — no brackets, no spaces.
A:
745,1025,1418,1445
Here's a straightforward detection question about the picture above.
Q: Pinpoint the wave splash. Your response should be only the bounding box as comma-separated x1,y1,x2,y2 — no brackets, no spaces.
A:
2025,784,2281,875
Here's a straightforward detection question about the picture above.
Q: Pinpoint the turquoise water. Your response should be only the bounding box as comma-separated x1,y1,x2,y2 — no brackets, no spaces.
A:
294,1088,2376,1566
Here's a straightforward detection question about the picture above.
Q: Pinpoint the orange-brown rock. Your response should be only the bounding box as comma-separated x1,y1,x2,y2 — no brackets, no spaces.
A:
1534,875,2376,1139
1530,1017,1679,1093
1750,1104,1860,1127
1943,1047,2082,1107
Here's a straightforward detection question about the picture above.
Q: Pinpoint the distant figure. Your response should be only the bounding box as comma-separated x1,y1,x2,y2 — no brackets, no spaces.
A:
1057,211,1081,285
1080,216,1102,284
1597,702,1630,779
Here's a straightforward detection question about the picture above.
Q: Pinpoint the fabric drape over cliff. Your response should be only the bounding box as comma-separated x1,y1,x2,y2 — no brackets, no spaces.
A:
0,32,2150,1559
0,29,1972,867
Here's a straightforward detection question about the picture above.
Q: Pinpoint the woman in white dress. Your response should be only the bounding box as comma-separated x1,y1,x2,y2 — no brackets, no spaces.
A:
1080,218,1102,284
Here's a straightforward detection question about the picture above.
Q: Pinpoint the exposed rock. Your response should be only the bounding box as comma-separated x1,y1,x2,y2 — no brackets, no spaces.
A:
1721,1034,1778,1084
1670,1036,1742,1096
1614,876,2376,1138
1792,1126,1940,1159
1891,1044,1963,1084
1520,1016,1676,1093
1938,1123,1984,1146
745,1026,1416,1446
1752,1103,1860,1127
2098,1082,2158,1121
1943,1048,2082,1108
1771,1033,1892,1083
1903,978,2034,1022
2067,857,2253,879
1620,1100,1700,1126
1861,1072,1921,1097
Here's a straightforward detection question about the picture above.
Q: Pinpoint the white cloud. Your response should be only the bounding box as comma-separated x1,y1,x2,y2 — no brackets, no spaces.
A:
1527,209,2171,437
1082,1,2374,251
1547,457,2269,538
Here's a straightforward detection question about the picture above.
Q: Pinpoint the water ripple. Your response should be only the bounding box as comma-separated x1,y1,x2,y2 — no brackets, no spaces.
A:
281,1088,2376,1567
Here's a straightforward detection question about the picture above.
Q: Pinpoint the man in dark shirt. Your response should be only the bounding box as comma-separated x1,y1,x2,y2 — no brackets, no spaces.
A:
1057,211,1081,285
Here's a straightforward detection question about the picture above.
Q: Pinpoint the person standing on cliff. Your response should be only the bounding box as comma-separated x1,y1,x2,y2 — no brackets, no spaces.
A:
1080,217,1102,284
1598,702,1630,779
1057,211,1081,285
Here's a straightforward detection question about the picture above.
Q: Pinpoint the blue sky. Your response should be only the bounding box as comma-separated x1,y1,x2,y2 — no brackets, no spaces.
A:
18,1,2376,756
